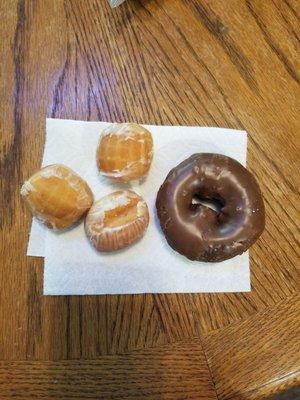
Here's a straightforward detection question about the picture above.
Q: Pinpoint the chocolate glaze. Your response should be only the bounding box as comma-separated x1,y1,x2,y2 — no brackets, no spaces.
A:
156,154,265,262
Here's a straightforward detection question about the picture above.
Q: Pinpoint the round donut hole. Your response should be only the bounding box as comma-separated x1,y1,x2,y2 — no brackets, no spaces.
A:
191,194,224,213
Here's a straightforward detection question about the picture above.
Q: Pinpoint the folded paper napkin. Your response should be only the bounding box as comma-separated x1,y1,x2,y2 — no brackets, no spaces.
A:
109,0,126,7
28,118,250,295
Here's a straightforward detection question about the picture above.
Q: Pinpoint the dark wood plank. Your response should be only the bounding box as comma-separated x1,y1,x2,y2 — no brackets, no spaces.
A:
0,340,217,400
202,293,300,400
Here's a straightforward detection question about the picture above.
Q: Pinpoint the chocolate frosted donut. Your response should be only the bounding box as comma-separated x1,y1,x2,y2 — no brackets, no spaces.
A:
156,154,265,262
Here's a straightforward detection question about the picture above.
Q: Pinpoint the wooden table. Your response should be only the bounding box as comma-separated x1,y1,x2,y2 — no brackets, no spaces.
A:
1,1,299,399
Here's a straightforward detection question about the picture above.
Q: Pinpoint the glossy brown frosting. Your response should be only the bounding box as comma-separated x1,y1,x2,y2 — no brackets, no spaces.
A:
156,153,265,262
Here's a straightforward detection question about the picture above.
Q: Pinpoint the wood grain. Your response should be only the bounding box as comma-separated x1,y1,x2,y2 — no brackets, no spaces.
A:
202,293,300,400
0,340,217,400
0,0,299,398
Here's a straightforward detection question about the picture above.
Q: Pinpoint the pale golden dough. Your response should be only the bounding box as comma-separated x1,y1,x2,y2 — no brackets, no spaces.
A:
96,122,153,182
85,190,149,252
21,164,93,230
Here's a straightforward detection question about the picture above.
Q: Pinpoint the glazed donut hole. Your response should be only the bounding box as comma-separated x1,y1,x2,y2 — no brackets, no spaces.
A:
85,190,149,252
20,164,94,230
96,122,153,182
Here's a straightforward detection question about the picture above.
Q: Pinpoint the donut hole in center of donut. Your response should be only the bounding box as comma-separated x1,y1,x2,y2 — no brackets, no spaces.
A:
191,194,224,213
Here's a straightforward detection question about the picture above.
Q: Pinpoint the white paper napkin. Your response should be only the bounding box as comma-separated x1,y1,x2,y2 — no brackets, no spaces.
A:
28,118,250,295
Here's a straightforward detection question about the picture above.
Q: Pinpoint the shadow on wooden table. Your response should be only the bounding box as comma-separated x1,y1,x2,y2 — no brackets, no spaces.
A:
232,384,300,400
265,386,300,400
